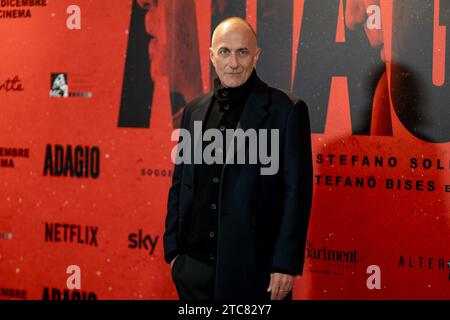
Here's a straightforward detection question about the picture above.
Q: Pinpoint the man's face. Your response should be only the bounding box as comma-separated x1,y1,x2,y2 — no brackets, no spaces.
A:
210,22,261,88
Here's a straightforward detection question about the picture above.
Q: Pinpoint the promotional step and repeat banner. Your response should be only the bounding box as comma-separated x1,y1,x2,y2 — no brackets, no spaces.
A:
1,0,449,299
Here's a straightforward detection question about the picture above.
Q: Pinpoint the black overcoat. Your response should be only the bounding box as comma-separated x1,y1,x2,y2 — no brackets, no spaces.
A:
164,74,313,299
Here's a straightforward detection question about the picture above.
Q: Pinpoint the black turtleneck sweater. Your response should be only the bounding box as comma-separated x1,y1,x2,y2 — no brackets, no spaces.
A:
180,69,257,264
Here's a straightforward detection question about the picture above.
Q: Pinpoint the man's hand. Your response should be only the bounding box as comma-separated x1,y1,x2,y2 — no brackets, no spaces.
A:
267,272,294,300
170,255,179,270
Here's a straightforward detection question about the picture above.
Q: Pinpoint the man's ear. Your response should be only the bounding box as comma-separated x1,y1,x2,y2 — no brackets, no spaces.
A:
209,47,215,67
253,47,261,66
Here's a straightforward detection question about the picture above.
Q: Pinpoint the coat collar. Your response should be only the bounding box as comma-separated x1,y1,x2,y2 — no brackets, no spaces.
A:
186,72,271,185
237,74,270,131
191,71,270,131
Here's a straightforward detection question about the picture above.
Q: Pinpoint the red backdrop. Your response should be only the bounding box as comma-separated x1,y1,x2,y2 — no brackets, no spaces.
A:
0,0,449,299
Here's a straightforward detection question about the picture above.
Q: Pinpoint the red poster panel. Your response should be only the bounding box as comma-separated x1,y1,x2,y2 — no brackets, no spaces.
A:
0,0,449,300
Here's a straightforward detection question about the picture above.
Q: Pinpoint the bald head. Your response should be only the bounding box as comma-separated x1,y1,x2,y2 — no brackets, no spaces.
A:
211,17,257,48
210,17,261,88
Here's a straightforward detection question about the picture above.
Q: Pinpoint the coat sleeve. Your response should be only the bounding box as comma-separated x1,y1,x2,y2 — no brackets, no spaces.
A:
270,100,313,275
163,108,188,264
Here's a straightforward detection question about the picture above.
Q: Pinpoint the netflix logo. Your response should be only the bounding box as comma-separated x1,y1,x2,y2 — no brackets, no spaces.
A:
44,222,98,247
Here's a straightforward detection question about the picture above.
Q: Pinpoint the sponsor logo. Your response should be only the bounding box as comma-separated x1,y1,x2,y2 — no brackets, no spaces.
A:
304,242,358,275
45,222,98,247
49,73,92,98
50,73,69,97
398,255,448,271
128,229,159,255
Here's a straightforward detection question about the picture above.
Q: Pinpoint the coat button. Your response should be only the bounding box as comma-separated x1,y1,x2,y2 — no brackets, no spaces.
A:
209,231,215,238
210,203,217,210
221,90,228,97
209,253,216,260
212,177,219,183
219,125,226,131
223,104,230,111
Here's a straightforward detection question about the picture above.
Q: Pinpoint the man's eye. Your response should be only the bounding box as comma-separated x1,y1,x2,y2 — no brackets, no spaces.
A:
239,50,249,56
219,49,229,55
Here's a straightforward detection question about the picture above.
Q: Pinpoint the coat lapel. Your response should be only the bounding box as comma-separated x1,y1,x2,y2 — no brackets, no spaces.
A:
237,79,270,131
187,91,214,188
189,92,213,132
186,78,271,181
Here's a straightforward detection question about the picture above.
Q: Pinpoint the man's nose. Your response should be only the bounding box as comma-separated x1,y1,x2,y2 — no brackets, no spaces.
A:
137,0,157,10
228,52,239,68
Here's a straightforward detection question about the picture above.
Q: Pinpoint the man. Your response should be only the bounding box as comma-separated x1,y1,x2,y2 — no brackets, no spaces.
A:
164,17,313,300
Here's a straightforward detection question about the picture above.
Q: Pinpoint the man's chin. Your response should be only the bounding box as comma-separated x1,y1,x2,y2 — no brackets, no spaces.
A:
222,77,245,88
